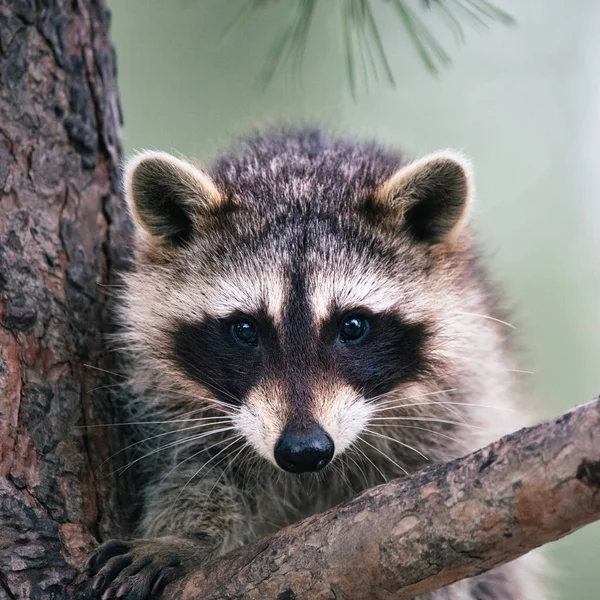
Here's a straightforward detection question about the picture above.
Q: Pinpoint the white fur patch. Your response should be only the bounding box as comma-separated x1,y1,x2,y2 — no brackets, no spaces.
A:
232,382,288,465
235,382,374,468
313,384,373,456
175,264,287,323
309,266,399,325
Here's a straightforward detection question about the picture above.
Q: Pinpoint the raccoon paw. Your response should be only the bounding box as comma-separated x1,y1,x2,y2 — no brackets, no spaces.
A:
84,537,200,599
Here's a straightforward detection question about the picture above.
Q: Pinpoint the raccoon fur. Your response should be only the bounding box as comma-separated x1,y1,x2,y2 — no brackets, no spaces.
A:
84,128,546,599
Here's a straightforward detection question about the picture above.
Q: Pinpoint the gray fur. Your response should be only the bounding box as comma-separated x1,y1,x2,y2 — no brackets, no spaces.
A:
85,128,546,600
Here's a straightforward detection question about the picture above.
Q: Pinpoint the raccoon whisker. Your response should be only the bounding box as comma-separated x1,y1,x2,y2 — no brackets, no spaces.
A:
370,401,516,414
114,426,236,475
437,351,530,375
170,436,245,510
182,415,238,423
87,382,128,394
166,396,240,416
345,449,369,489
205,442,250,504
135,387,240,416
196,440,248,502
331,456,344,485
172,356,245,407
448,310,516,330
83,364,234,411
163,383,242,412
365,387,458,407
238,449,261,494
363,429,429,461
149,404,225,422
95,419,234,469
368,423,472,451
340,454,356,491
206,440,247,488
135,383,241,414
331,458,353,492
83,362,240,415
90,404,223,428
369,394,456,411
328,462,341,487
113,429,237,478
353,443,388,484
152,358,242,403
83,363,127,379
374,388,460,406
440,397,474,422
199,398,241,414
368,416,482,429
161,435,244,486
311,467,325,495
80,415,233,428
357,436,409,477
161,435,241,483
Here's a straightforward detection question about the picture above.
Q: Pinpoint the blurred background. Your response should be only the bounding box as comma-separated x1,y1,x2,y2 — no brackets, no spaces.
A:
106,1,599,597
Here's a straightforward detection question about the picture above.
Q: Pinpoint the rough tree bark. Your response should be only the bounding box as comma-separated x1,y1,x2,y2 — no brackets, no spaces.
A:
166,398,600,600
0,2,132,599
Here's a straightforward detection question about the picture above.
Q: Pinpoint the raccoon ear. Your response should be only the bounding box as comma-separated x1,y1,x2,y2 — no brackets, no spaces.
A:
125,151,223,246
375,151,473,244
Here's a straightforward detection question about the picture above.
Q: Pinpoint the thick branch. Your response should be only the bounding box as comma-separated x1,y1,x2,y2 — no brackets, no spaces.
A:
168,398,600,600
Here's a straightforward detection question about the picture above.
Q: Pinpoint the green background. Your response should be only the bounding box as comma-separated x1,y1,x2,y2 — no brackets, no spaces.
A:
106,1,600,597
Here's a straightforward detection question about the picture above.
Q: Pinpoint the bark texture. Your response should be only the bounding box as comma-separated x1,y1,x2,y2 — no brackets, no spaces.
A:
167,398,600,600
0,2,131,599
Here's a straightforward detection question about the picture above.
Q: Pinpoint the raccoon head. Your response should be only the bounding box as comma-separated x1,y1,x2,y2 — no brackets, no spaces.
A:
122,133,476,475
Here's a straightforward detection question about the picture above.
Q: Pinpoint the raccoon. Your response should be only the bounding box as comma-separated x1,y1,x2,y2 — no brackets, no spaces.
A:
84,128,546,599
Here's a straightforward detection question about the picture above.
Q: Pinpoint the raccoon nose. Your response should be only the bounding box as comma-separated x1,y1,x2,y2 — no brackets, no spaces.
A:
274,424,334,474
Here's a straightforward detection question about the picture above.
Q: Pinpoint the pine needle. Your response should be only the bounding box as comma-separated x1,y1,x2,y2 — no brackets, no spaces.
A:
223,0,515,93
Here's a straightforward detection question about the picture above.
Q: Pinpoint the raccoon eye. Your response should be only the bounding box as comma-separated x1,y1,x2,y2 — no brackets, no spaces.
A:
231,319,258,346
339,316,369,344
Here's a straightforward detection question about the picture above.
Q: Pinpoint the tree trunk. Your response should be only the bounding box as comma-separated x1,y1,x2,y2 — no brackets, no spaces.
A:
0,2,132,598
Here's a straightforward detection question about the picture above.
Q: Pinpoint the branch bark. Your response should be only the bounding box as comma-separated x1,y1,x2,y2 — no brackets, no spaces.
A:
167,398,600,600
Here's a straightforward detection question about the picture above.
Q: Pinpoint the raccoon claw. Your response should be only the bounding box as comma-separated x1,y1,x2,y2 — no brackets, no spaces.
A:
86,539,132,575
84,538,190,600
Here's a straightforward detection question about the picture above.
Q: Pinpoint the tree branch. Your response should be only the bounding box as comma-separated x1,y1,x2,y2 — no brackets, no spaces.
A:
166,398,600,600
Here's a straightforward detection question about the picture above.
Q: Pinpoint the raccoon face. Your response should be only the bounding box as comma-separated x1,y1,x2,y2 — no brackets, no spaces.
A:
123,136,474,474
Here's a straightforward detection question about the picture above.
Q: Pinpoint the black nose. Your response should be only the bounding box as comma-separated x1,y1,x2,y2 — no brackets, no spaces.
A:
274,424,334,474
